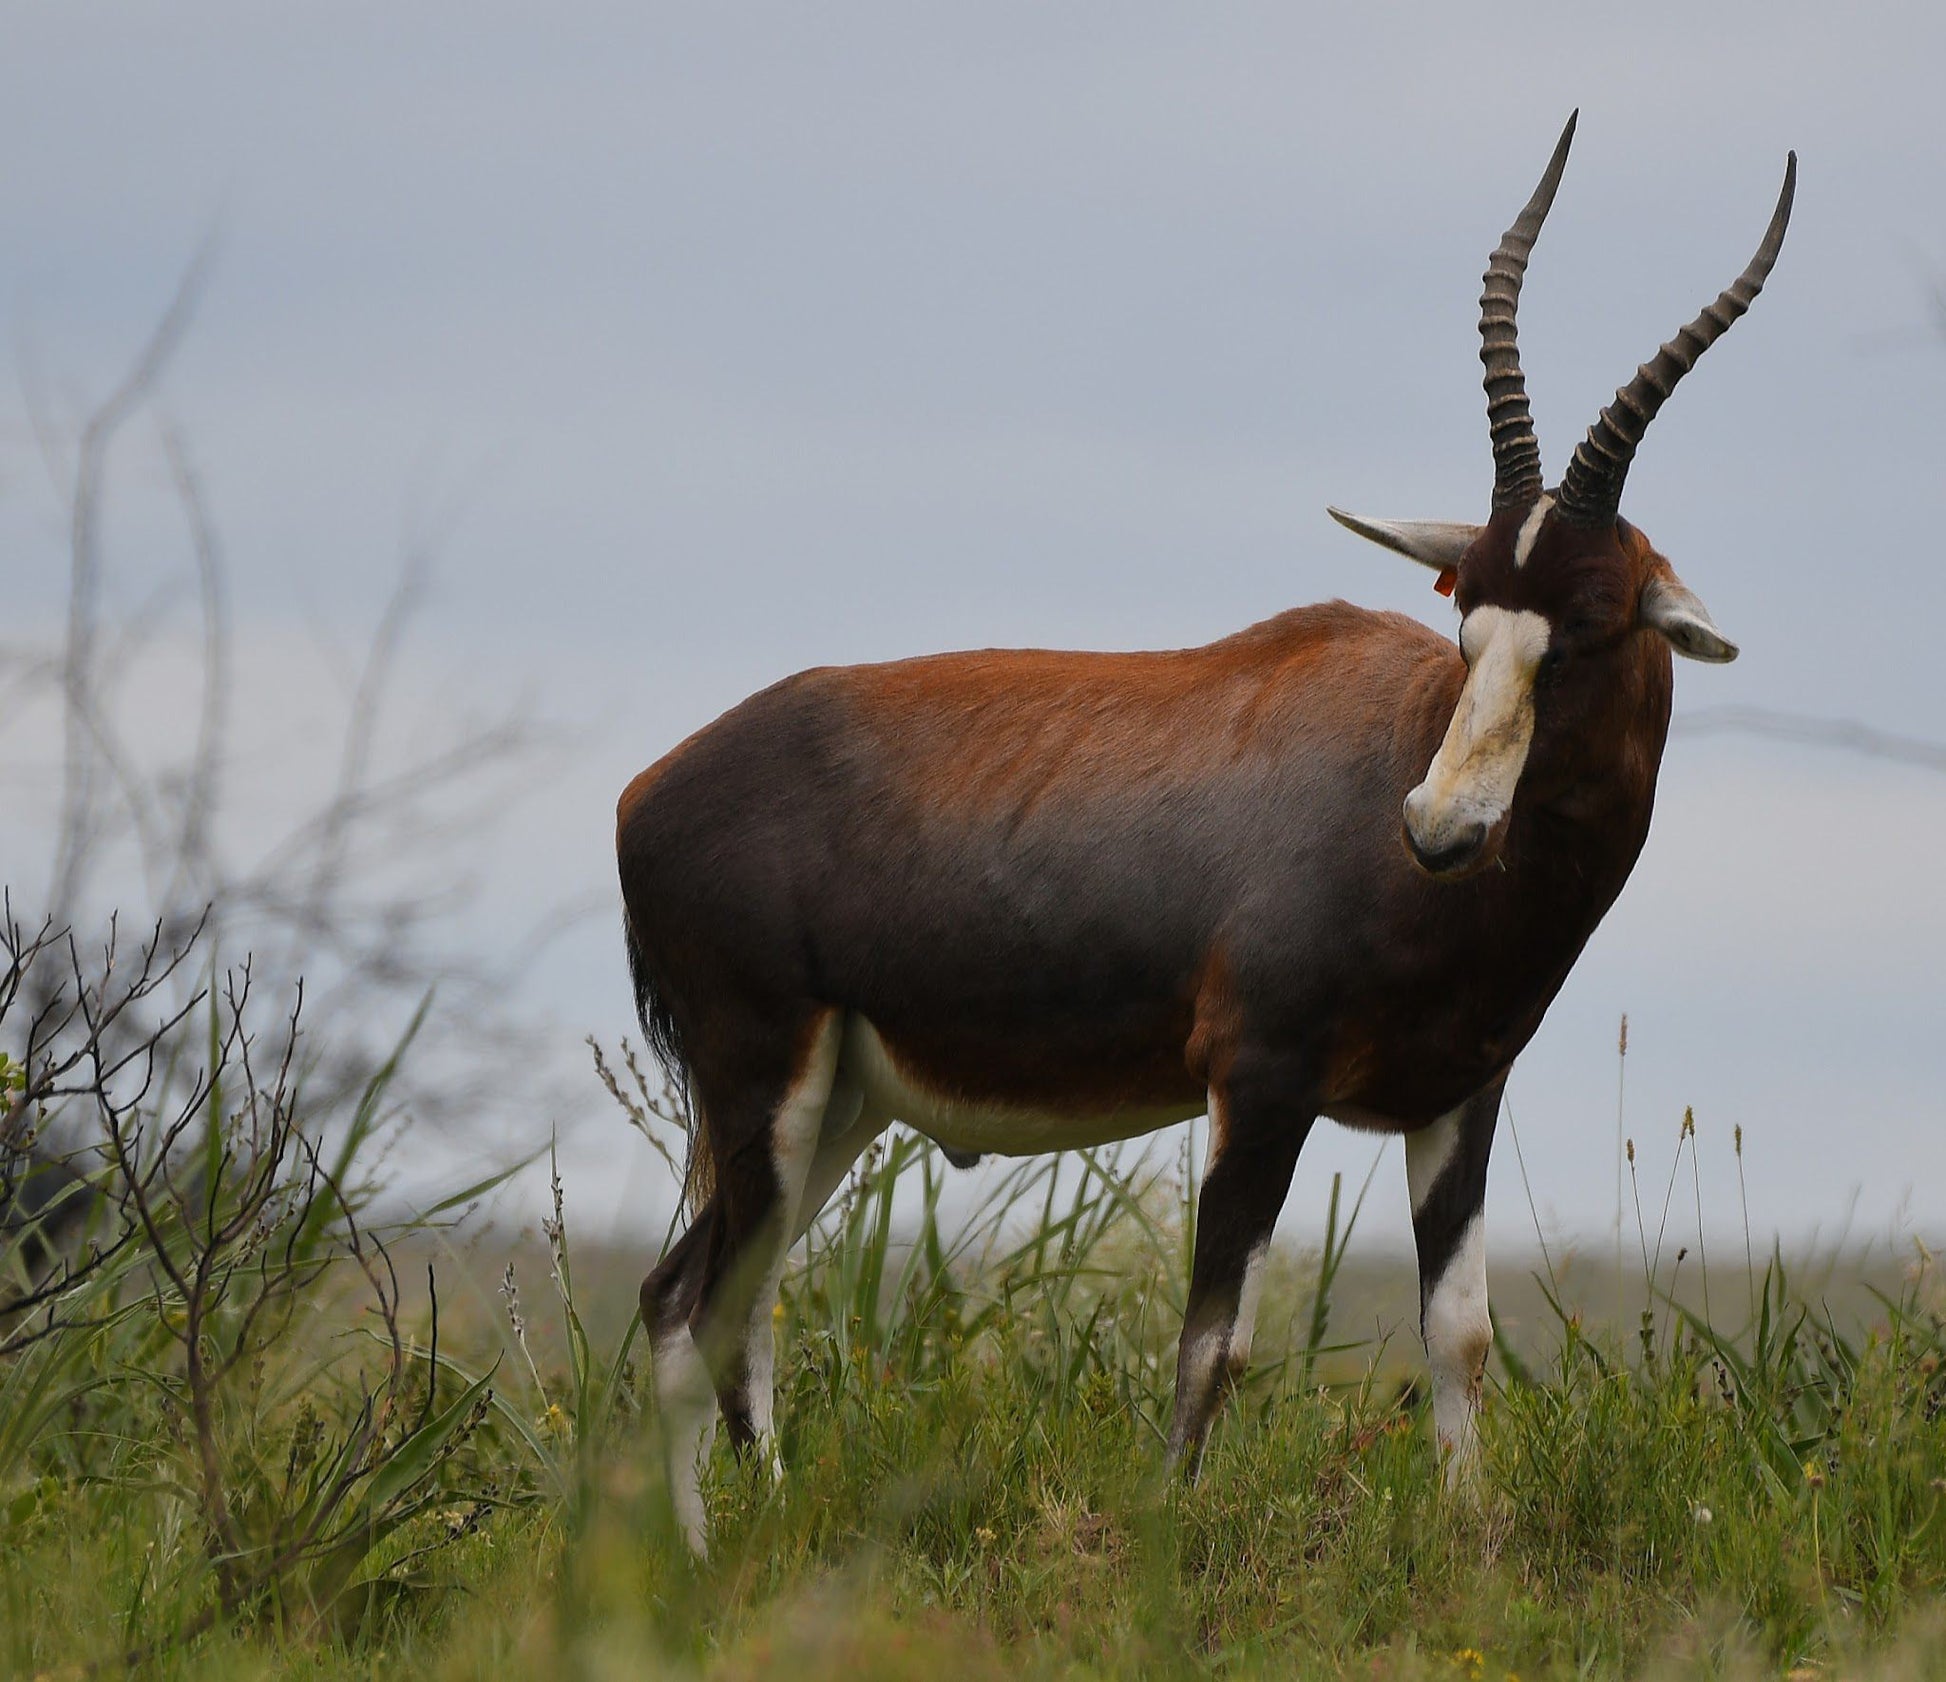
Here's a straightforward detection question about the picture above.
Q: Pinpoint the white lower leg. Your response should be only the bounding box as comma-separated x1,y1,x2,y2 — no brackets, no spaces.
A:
731,1095,890,1480
1229,1241,1270,1376
652,1319,718,1551
1422,1213,1490,1480
743,1283,784,1479
1407,1107,1493,1485
738,1018,842,1476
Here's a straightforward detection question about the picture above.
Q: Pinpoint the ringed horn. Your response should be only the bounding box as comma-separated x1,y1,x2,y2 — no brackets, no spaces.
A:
1480,111,1577,511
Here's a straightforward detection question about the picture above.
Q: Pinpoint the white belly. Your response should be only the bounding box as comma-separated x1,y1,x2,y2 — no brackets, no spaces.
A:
839,1014,1202,1156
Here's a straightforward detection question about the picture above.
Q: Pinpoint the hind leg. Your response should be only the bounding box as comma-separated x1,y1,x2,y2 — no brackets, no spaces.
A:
640,1201,723,1550
642,1036,881,1551
639,1009,840,1549
687,1010,843,1475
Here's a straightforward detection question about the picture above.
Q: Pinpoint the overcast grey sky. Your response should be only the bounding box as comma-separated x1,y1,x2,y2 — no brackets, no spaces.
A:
3,2,1942,1254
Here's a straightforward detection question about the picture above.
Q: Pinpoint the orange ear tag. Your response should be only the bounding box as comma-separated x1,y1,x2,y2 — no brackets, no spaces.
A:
1434,567,1458,597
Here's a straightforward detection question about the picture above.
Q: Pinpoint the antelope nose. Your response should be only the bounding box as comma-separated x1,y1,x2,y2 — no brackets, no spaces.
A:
1402,790,1488,878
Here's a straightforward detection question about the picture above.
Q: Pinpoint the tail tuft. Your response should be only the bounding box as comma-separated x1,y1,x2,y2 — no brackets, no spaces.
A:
624,910,712,1213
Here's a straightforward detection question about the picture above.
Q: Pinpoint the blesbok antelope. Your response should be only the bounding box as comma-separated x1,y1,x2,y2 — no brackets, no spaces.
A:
618,113,1795,1550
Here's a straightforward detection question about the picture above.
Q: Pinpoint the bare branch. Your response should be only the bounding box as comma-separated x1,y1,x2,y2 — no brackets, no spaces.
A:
48,241,215,933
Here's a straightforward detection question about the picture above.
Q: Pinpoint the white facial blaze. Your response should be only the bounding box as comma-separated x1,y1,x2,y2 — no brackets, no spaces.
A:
1406,606,1552,861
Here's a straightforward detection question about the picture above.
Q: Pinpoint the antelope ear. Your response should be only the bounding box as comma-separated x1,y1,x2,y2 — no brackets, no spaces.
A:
1641,575,1738,663
1327,508,1482,572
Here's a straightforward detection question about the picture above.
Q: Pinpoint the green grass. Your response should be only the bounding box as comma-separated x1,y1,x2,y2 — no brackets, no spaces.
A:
8,1036,1946,1679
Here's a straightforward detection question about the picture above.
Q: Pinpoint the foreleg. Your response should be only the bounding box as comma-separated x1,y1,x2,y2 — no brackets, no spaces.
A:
1166,1071,1312,1479
1404,1074,1504,1483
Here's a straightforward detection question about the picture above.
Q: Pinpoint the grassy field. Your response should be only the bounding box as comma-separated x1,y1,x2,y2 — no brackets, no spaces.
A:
7,1037,1946,1681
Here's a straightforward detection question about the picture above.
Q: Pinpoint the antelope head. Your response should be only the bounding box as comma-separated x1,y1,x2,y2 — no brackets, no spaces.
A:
1332,113,1795,879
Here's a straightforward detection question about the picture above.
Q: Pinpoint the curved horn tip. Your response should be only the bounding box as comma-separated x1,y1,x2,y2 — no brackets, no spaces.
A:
1756,151,1797,261
1525,110,1580,204
1553,144,1800,528
1479,111,1583,510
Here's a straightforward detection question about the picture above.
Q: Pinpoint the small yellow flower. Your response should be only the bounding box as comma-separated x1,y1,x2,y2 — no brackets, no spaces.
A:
1802,1460,1825,1490
975,1526,997,1545
540,1402,569,1438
